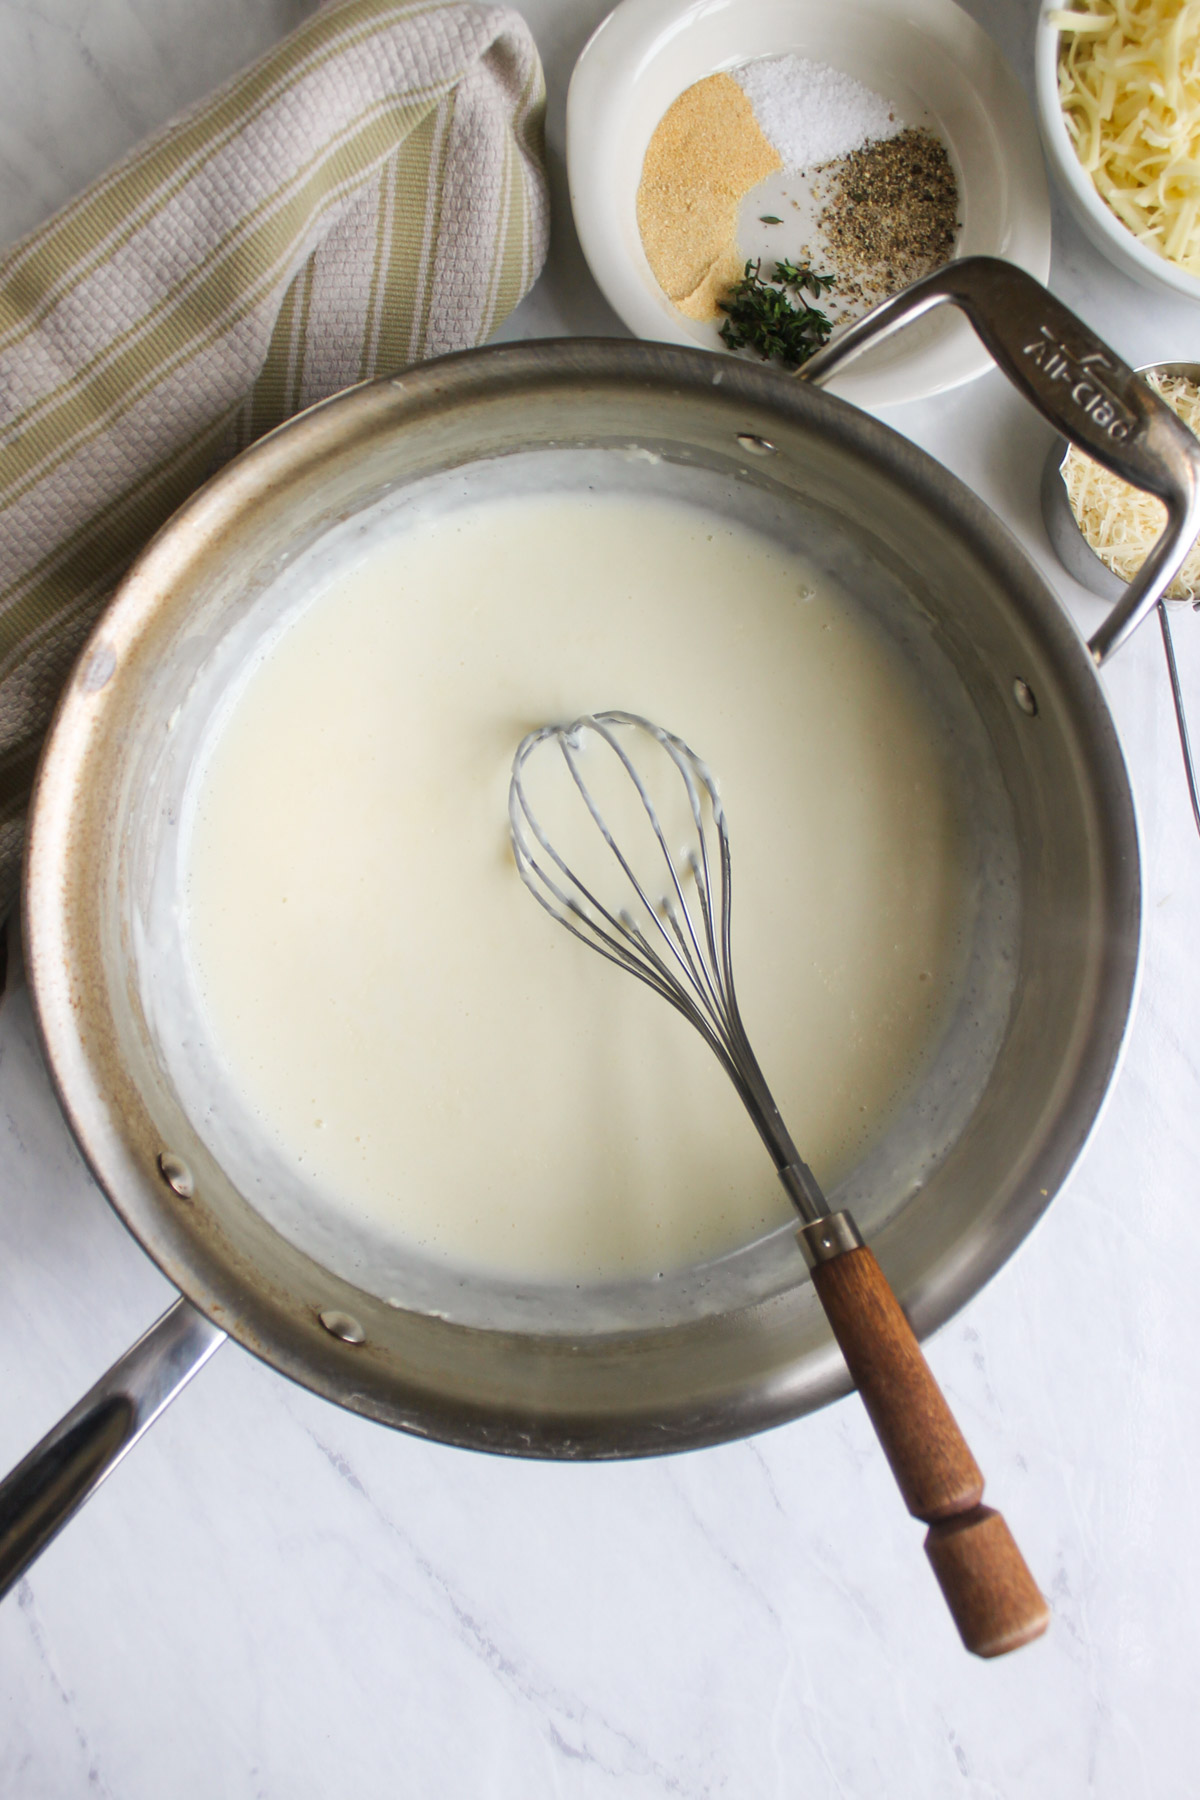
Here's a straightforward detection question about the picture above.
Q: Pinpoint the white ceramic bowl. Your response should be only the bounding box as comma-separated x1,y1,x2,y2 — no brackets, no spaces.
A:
1035,0,1200,304
567,0,1051,407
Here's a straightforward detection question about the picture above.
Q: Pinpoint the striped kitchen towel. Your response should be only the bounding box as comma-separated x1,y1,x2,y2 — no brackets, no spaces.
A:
0,0,548,914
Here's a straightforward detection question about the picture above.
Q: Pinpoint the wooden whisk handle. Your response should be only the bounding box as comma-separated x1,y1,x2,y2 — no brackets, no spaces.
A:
801,1219,1049,1658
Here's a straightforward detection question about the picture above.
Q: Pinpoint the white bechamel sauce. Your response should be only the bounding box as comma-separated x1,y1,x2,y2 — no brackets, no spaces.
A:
185,491,967,1283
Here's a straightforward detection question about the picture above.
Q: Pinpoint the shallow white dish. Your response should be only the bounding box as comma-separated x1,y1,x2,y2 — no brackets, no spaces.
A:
567,0,1051,407
1035,0,1200,305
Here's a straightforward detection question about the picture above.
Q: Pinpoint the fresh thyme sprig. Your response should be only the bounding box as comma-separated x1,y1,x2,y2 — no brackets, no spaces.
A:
717,259,836,370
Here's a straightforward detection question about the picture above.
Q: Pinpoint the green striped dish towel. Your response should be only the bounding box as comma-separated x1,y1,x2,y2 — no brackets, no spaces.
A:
0,0,548,914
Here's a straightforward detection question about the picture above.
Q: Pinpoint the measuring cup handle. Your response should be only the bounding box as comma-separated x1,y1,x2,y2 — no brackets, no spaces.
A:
801,255,1200,663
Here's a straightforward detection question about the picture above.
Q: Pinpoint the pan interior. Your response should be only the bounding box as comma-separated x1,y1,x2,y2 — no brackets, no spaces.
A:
124,445,1018,1335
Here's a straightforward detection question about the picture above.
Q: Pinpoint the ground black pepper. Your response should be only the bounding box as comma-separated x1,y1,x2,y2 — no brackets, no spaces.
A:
816,127,959,304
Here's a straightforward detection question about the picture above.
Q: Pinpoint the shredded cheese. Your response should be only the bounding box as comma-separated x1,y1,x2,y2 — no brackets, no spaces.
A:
1052,0,1200,273
1063,371,1200,599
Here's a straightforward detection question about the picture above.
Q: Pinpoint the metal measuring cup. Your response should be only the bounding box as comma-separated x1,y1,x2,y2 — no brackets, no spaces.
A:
1041,360,1200,836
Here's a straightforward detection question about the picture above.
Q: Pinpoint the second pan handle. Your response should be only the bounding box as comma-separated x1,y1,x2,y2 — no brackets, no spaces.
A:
0,1297,225,1600
801,255,1200,664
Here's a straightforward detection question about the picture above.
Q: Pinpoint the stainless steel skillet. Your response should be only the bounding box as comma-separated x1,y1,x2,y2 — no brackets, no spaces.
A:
1,259,1195,1604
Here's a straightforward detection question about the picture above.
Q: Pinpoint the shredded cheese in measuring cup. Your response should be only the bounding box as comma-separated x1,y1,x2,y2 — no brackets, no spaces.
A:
1063,371,1200,598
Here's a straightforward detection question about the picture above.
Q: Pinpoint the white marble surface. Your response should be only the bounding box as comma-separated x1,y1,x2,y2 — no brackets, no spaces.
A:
1,0,1198,1793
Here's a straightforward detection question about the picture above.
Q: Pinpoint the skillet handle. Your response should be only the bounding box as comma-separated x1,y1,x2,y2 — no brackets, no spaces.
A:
0,1297,224,1600
799,1218,1049,1657
801,255,1200,664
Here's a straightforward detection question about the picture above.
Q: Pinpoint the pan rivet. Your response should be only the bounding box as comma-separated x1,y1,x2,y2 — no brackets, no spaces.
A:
157,1151,194,1199
735,434,777,455
319,1309,366,1345
1013,678,1038,717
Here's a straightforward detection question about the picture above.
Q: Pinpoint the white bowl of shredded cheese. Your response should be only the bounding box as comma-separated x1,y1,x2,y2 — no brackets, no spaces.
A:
567,0,1051,407
1036,0,1200,302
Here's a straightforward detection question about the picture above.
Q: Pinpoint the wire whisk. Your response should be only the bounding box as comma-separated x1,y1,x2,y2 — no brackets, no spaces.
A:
508,708,1049,1658
509,710,825,1222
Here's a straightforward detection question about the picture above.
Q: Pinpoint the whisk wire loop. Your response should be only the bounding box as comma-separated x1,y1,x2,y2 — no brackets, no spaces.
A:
508,711,821,1214
511,713,727,1021
561,719,732,1034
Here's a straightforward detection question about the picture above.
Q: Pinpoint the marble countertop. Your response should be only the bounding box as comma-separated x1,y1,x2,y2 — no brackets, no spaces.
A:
1,1,1197,1794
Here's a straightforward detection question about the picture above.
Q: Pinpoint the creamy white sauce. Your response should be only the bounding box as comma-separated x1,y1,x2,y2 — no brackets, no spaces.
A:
185,490,968,1283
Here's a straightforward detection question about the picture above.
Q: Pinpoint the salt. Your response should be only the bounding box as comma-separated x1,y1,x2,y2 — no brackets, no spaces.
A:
733,54,903,171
